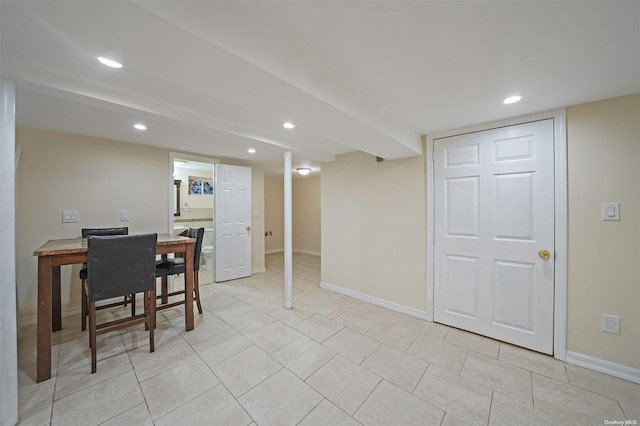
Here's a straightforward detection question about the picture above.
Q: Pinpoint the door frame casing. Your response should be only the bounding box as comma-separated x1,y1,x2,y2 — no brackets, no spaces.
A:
425,109,567,361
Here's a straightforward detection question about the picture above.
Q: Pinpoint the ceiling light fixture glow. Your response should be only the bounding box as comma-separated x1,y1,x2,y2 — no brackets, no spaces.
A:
503,95,523,104
248,148,256,153
97,56,123,68
133,123,147,130
296,168,311,176
283,122,295,129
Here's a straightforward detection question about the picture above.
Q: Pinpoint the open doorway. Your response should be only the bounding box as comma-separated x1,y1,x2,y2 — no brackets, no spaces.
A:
170,153,217,287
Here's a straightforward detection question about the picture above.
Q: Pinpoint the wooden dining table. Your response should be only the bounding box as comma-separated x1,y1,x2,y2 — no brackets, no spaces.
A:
32,233,196,382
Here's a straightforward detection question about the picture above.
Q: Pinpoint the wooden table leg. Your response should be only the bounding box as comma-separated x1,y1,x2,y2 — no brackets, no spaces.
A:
37,256,52,382
184,243,194,331
160,254,168,304
52,265,62,331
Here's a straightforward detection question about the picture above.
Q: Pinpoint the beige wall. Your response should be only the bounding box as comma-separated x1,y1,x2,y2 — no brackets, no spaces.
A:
16,128,168,319
264,178,284,252
16,127,265,320
321,94,639,369
566,93,640,368
321,151,426,311
293,176,321,254
247,163,266,270
264,176,321,255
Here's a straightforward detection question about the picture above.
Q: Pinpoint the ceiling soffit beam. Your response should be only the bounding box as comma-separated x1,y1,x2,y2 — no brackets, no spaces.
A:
133,1,423,159
13,79,338,164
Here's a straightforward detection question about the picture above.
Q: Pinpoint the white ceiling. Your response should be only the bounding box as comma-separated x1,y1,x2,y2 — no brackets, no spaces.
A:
1,1,638,178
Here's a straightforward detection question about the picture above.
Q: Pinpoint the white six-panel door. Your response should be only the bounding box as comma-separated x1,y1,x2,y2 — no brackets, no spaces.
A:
215,163,252,282
434,119,555,354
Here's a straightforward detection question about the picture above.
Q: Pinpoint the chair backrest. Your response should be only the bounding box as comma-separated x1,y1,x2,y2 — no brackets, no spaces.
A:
179,227,205,271
82,227,129,238
86,233,157,302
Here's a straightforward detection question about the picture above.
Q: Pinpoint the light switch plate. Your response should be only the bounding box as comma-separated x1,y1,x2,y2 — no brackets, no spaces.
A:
121,210,129,221
602,203,620,221
62,210,79,223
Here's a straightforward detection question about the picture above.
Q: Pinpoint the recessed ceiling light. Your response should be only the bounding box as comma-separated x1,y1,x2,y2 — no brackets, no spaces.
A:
503,95,523,104
283,122,295,129
296,168,311,176
248,148,256,154
133,123,147,130
97,56,123,69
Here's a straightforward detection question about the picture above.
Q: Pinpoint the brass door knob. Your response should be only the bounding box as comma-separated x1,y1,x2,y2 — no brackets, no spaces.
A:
246,226,251,231
538,250,551,260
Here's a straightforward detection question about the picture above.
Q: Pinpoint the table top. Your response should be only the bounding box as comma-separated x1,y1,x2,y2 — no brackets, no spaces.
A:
33,233,195,256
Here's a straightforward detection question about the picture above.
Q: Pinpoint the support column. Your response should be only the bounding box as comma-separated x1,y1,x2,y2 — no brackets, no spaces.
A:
0,78,18,426
284,151,293,309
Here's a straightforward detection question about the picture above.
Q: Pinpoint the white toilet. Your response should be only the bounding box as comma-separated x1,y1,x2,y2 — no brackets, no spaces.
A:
200,228,214,270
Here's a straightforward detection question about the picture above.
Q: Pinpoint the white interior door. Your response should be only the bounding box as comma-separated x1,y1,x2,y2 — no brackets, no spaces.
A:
215,163,252,282
434,119,555,354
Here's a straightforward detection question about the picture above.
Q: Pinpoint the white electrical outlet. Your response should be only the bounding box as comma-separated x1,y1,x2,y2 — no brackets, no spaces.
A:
602,314,620,334
121,210,129,221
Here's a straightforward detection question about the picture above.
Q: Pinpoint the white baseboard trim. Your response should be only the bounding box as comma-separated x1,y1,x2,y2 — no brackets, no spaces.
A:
320,281,430,321
566,351,640,384
18,293,146,331
18,316,35,330
293,249,321,256
18,306,82,331
265,248,321,256
252,267,266,274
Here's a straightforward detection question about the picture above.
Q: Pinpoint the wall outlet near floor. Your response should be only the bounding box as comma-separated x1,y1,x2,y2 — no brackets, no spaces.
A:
602,314,620,334
121,210,129,221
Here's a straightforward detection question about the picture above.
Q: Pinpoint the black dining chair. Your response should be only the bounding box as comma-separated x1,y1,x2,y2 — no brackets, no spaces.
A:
80,227,130,330
155,227,204,314
86,233,157,373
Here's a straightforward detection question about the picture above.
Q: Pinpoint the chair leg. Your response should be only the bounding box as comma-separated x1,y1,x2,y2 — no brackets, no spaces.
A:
81,280,87,331
130,294,136,317
149,290,156,353
144,290,149,331
194,271,203,315
89,301,97,373
161,276,168,305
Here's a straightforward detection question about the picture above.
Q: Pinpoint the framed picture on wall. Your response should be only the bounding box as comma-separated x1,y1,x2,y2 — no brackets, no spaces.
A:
189,178,202,195
189,176,213,195
203,180,213,195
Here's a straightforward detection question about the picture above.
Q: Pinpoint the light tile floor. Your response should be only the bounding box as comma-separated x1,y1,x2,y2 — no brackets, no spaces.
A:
17,253,640,425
